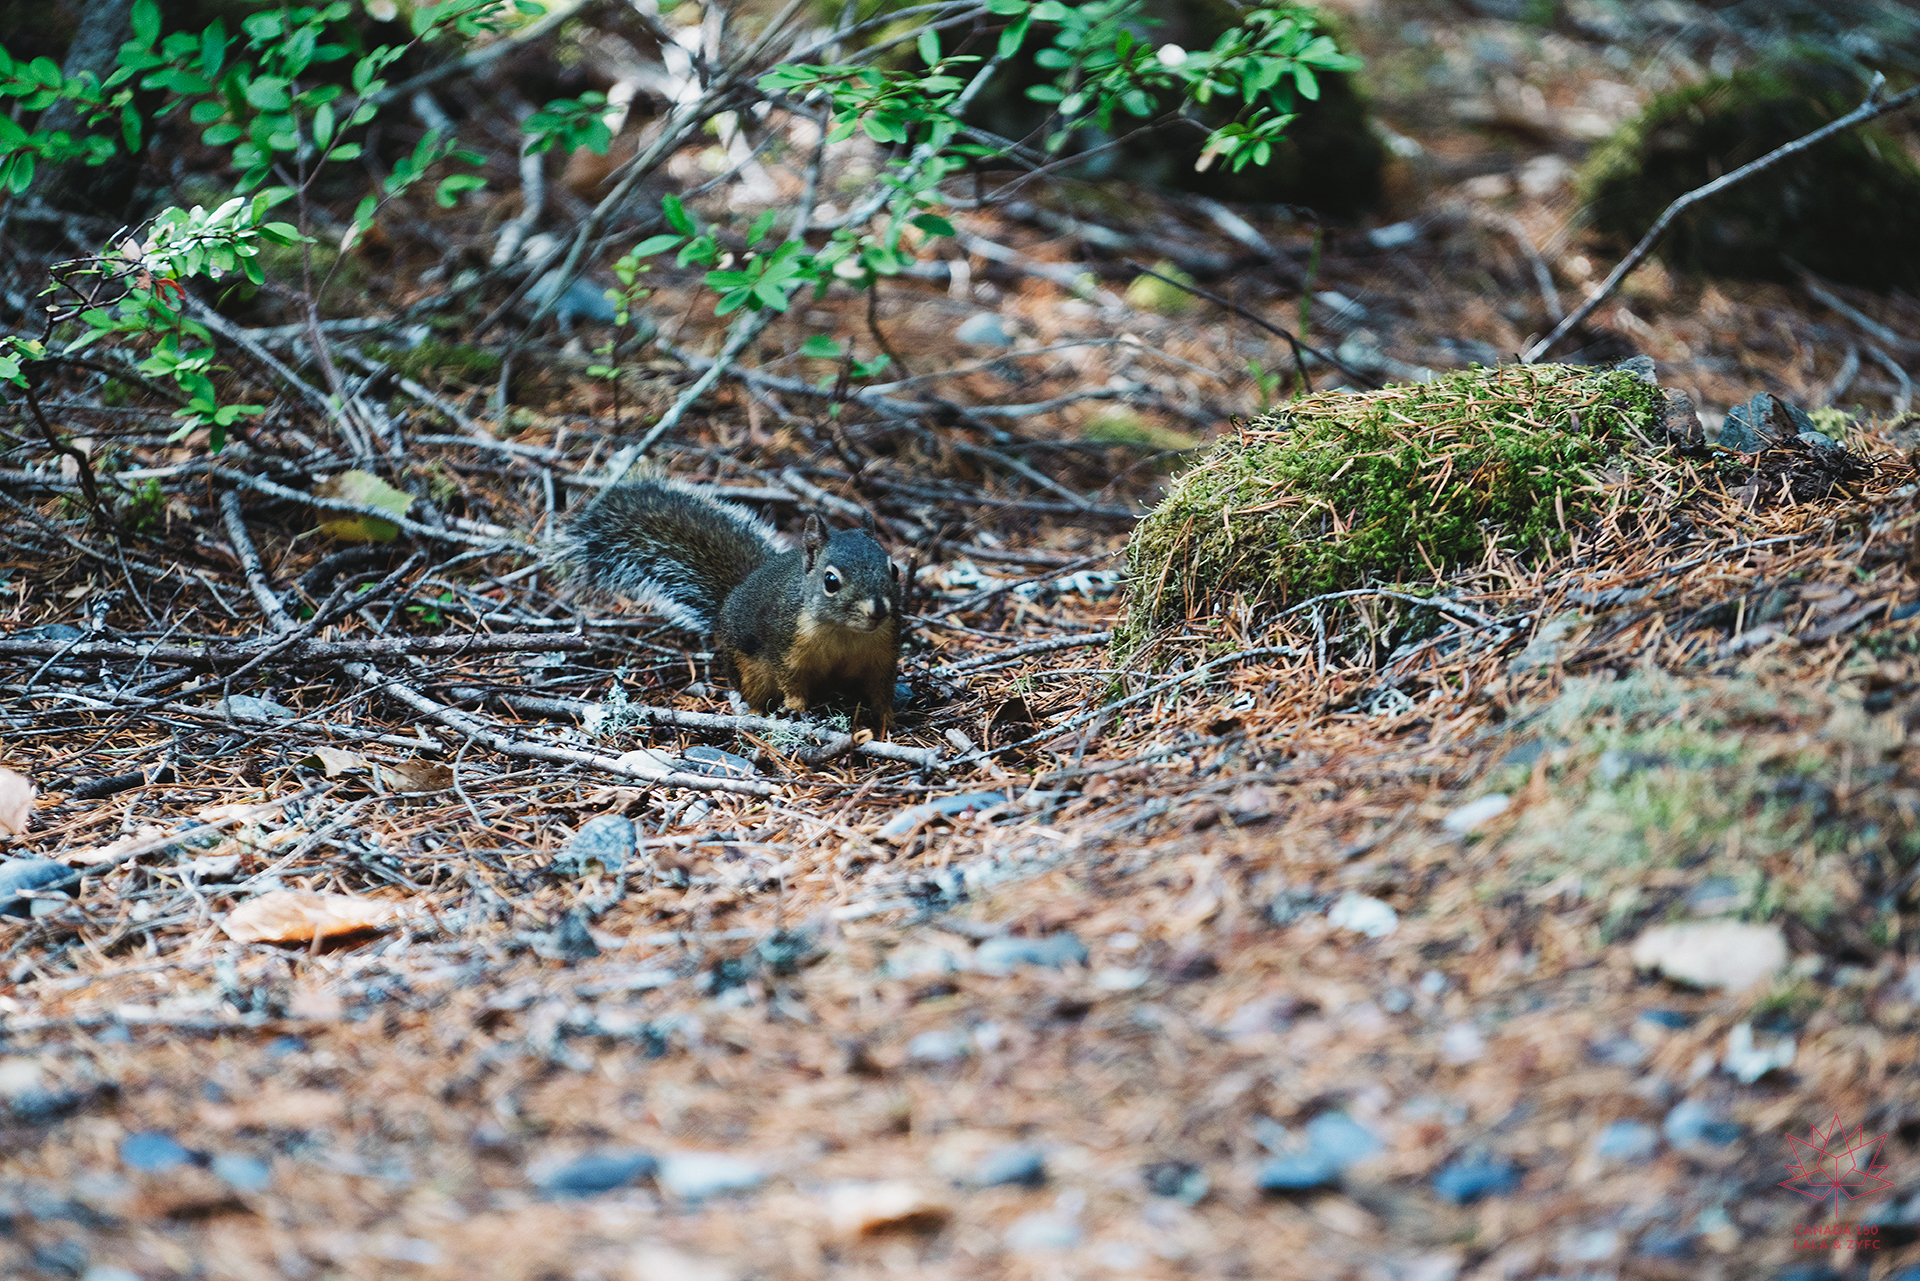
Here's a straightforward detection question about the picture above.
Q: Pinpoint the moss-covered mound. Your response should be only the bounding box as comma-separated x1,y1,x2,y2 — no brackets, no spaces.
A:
1581,63,1920,289
1118,364,1662,654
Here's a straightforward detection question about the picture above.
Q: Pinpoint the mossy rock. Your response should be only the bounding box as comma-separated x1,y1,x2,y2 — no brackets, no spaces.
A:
1117,364,1663,657
1581,63,1920,289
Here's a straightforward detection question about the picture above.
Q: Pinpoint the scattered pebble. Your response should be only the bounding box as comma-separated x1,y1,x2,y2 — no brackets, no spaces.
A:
907,1028,970,1063
1440,1022,1486,1064
825,1181,950,1237
878,791,1014,839
1255,1112,1382,1193
1004,1211,1081,1253
1591,1120,1658,1162
1367,220,1421,249
972,932,1088,973
969,1145,1047,1188
1441,793,1510,833
554,814,636,876
119,1132,191,1173
1431,1154,1520,1204
1723,1021,1795,1084
0,858,68,917
1663,1099,1741,1149
1685,876,1743,915
1629,920,1787,991
1141,1161,1208,1203
532,1150,659,1198
657,1152,766,1199
682,746,756,779
210,1152,272,1192
1327,892,1398,939
955,313,1014,347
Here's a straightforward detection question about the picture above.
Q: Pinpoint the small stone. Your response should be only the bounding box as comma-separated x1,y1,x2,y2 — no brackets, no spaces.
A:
755,929,819,976
1637,1008,1692,1031
544,909,601,961
1685,877,1742,916
657,1152,765,1199
0,858,69,917
210,1152,272,1192
82,1268,143,1281
1367,221,1420,249
1326,892,1397,938
955,313,1014,347
1663,1099,1741,1149
1591,1120,1658,1162
972,932,1087,973
1141,1161,1208,1203
1723,1021,1795,1083
1629,920,1787,991
682,746,756,779
1614,354,1657,385
907,1028,969,1063
555,814,636,876
1719,391,1817,453
626,1244,734,1281
210,694,296,721
1305,1112,1382,1170
1255,1150,1338,1192
970,1145,1046,1188
120,1131,192,1172
1440,1022,1486,1064
825,1181,950,1237
1004,1211,1081,1252
532,1149,659,1197
1431,1154,1520,1203
1443,794,1510,833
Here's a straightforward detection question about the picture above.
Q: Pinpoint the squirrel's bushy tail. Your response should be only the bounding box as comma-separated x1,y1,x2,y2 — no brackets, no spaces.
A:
563,480,780,631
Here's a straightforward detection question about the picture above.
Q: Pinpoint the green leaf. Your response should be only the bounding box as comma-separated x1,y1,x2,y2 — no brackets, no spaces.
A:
917,27,939,67
314,101,335,147
800,335,841,359
1292,65,1319,101
632,233,683,256
313,469,414,543
202,122,242,145
910,213,954,237
662,193,693,234
130,0,161,47
998,15,1031,59
330,142,362,161
747,208,778,246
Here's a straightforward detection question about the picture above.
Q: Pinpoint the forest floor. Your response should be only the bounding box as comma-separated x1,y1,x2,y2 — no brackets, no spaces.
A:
5,1,1920,1279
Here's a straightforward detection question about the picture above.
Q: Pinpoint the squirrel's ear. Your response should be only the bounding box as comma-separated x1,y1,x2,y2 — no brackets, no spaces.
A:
802,514,828,569
861,509,877,536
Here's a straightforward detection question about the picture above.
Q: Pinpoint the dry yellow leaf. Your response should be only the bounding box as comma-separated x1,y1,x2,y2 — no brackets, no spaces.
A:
221,890,402,944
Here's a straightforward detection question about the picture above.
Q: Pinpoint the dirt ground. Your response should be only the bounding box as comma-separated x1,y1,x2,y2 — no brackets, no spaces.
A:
5,2,1920,1279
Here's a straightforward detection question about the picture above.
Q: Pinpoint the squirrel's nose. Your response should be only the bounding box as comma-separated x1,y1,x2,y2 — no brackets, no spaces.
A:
872,595,889,621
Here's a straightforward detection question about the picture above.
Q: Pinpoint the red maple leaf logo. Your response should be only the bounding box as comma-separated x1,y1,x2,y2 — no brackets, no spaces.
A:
1780,1115,1893,1217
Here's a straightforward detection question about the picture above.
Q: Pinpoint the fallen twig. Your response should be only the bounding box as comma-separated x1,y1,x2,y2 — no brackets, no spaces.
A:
1524,77,1920,363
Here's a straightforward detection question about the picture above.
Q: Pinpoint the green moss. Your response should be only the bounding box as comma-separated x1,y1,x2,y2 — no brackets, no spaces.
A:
1117,363,1662,656
369,339,503,386
1083,410,1203,453
1581,62,1920,289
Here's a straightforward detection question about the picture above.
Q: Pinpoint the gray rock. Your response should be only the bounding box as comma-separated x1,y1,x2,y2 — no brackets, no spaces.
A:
1305,1112,1383,1170
1431,1154,1520,1203
533,1149,659,1197
1719,391,1816,453
1591,1120,1658,1161
956,313,1014,347
1256,1150,1338,1191
656,1151,766,1199
1615,354,1658,385
1685,877,1742,916
120,1131,191,1172
0,858,69,917
973,932,1088,973
907,1028,969,1063
1141,1161,1208,1203
682,746,756,779
210,1152,272,1192
1663,1099,1741,1149
555,814,636,876
970,1145,1047,1187
1004,1211,1080,1252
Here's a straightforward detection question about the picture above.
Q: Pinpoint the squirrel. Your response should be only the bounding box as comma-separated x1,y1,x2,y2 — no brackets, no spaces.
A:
564,479,903,726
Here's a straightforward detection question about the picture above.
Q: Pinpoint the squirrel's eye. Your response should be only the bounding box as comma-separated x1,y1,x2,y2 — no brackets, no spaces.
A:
823,570,841,593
